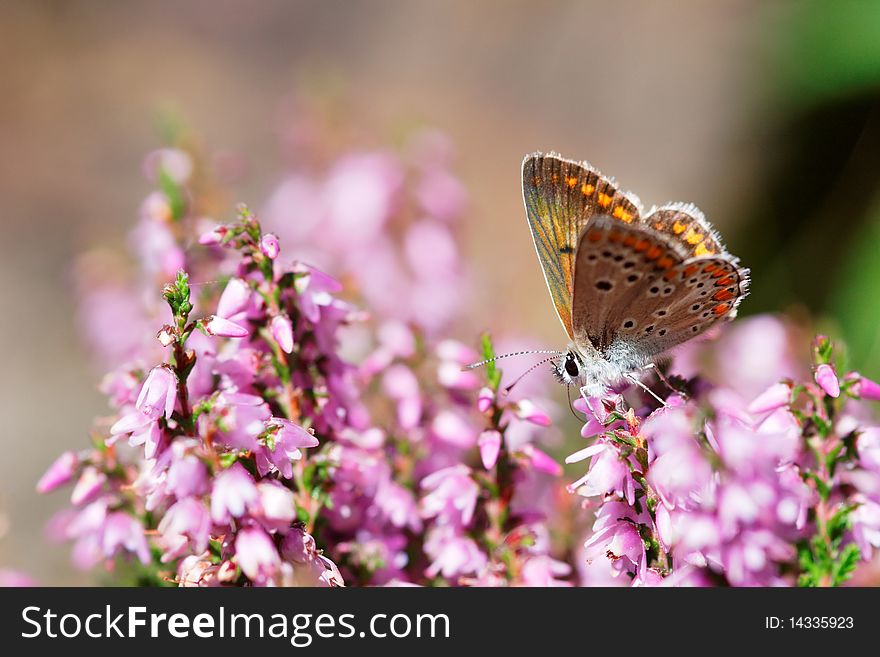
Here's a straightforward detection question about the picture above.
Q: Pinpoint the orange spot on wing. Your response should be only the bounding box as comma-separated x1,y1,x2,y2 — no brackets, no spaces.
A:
683,264,700,277
694,242,714,257
623,235,637,247
634,239,650,253
712,268,727,278
713,289,735,301
713,303,731,316
608,230,622,243
581,183,595,196
656,256,674,269
684,228,703,245
716,276,734,286
566,176,578,188
672,221,687,234
663,269,678,281
551,174,559,183
645,245,663,260
597,192,612,208
612,206,634,223
703,264,717,273
587,229,603,242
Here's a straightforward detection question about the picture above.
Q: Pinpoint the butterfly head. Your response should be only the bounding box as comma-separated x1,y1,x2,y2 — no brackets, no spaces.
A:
553,349,586,387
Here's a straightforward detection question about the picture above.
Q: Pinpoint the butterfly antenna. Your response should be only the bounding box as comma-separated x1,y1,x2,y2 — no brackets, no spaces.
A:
463,349,565,371
502,355,560,396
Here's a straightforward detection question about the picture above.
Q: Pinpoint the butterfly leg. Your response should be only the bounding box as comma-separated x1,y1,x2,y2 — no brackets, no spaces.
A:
624,373,669,408
641,362,689,400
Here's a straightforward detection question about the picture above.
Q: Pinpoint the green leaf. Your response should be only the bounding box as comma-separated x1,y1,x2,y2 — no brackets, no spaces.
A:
157,167,186,221
832,543,862,586
480,333,502,391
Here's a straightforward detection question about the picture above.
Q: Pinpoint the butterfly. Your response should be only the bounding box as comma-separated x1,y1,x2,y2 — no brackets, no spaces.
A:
515,152,749,399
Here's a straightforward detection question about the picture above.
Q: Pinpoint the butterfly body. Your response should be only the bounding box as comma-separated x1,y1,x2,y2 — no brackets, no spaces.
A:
522,152,749,397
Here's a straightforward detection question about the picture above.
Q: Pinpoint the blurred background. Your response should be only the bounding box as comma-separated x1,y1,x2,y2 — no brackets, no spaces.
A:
2,0,879,584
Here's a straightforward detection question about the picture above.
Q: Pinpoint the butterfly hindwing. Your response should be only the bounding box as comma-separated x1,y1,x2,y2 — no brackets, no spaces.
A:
570,216,689,354
643,202,724,259
571,216,749,359
522,153,643,339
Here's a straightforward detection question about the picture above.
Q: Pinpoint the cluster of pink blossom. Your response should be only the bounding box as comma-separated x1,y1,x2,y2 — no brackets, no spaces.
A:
570,326,880,586
42,128,568,586
40,114,880,587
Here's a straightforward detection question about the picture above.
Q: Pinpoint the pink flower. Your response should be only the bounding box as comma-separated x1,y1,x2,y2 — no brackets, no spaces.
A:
166,452,208,499
70,467,106,506
424,527,487,579
260,233,280,259
478,430,502,469
256,417,319,479
203,315,249,338
420,465,479,527
198,224,228,245
747,382,791,415
136,365,177,421
520,444,562,476
476,387,494,413
584,511,645,577
37,452,78,494
519,555,572,587
158,498,211,561
210,463,259,523
271,314,294,354
254,481,297,529
216,278,251,321
567,441,633,502
437,360,480,390
102,512,151,565
849,373,880,401
279,527,346,587
375,479,422,531
235,527,280,584
814,364,840,398
857,427,880,472
515,399,552,426
382,365,422,429
431,409,477,448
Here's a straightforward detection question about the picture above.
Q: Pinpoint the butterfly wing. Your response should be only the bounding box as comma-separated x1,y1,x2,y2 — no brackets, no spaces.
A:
571,216,749,359
643,202,724,258
522,153,643,339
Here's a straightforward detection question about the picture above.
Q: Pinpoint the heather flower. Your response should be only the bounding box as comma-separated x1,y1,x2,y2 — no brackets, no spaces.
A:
476,386,494,413
70,467,106,506
235,526,281,584
257,417,319,479
37,452,78,494
478,430,502,469
102,512,151,566
260,232,280,259
203,315,249,338
136,365,177,421
424,527,487,579
747,382,791,415
849,373,880,401
210,463,259,523
270,314,294,353
420,465,479,527
158,498,211,561
815,363,840,397
515,399,552,426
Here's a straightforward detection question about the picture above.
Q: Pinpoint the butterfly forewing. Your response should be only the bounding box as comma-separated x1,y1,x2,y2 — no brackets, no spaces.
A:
522,153,643,339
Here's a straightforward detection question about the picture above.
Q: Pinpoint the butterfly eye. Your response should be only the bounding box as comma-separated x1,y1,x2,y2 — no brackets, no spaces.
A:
564,355,580,377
